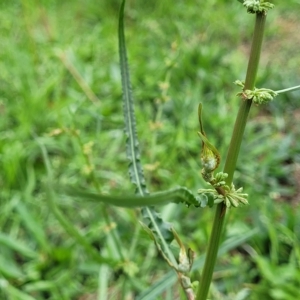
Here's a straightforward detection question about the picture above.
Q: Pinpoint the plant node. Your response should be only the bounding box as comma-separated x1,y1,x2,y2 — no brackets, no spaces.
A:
198,179,248,208
197,105,248,208
235,80,278,105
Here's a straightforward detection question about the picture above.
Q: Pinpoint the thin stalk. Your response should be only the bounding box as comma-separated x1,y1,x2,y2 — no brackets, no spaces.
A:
195,203,226,300
224,13,266,183
57,51,100,104
276,85,300,94
196,12,267,300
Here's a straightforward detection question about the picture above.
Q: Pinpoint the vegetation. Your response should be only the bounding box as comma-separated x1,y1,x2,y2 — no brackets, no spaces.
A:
0,0,299,299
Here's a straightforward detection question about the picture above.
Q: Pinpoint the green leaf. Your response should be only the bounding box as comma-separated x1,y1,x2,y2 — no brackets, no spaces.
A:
38,140,117,267
0,280,36,300
118,0,147,197
0,232,37,259
118,0,179,245
15,201,49,253
65,186,204,208
0,255,24,279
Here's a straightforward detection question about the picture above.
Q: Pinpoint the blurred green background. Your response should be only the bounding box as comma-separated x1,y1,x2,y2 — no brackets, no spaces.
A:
0,0,300,299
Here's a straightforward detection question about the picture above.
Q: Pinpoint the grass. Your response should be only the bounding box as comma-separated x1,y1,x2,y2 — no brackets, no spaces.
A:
0,0,300,299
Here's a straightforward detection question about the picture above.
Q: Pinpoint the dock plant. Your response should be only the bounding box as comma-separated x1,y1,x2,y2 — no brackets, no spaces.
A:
56,0,300,299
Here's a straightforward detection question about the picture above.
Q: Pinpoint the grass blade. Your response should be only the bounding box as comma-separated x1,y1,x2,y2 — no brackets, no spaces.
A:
37,139,117,267
0,255,24,279
15,201,49,253
0,280,36,300
0,232,37,259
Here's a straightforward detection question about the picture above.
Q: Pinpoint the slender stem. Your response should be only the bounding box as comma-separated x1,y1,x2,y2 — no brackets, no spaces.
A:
244,13,267,90
224,13,266,183
223,100,252,184
195,203,226,300
196,12,267,300
57,51,100,104
276,85,300,94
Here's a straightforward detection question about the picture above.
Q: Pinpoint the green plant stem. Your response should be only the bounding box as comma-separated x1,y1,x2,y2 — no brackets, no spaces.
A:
195,203,225,300
224,13,266,183
244,13,267,90
196,12,266,300
276,85,300,94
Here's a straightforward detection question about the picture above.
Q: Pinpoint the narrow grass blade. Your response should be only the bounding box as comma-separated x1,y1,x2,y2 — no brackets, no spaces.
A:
0,255,24,279
0,232,37,259
37,139,117,267
0,280,36,300
98,264,110,300
56,49,100,104
15,201,49,253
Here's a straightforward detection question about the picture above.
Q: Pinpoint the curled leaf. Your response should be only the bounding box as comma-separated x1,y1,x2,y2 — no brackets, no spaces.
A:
198,104,220,182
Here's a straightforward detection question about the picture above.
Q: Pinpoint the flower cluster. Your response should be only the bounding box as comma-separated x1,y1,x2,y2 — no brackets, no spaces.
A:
235,80,278,105
241,0,274,14
211,172,228,188
198,172,248,208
